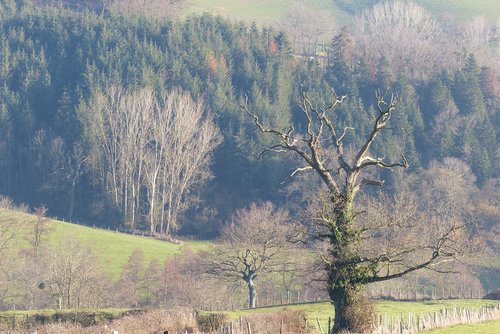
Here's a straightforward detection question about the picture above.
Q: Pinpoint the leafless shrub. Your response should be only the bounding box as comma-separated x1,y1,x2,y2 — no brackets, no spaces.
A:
197,312,227,332
0,309,198,334
0,195,29,213
240,309,316,334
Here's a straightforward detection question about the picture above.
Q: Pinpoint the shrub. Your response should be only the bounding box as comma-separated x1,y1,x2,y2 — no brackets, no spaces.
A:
197,313,227,332
484,289,500,300
240,309,316,334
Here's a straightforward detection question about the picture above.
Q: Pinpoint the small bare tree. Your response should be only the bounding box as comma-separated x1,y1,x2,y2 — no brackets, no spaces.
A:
242,87,472,332
0,196,29,260
42,233,111,309
31,205,52,258
206,202,296,308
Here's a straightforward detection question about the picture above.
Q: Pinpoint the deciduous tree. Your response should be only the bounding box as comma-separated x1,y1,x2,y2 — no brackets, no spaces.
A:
86,86,221,232
206,202,296,308
243,87,472,332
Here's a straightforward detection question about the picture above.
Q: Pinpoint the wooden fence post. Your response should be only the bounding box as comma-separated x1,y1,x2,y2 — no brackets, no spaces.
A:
246,322,251,334
316,318,324,334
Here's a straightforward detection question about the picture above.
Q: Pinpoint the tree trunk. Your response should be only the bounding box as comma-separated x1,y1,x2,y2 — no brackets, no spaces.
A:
247,277,257,308
332,299,343,333
327,192,363,333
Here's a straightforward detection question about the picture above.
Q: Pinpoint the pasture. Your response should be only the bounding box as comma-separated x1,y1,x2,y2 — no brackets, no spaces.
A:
224,299,500,333
1,209,211,280
188,0,500,26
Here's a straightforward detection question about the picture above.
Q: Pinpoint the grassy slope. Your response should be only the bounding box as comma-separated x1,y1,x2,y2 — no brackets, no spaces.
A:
47,222,178,280
425,319,500,333
188,0,353,26
4,209,210,281
187,0,500,26
224,299,500,333
413,0,500,21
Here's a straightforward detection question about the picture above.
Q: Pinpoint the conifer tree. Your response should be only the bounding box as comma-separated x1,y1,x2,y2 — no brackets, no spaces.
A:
376,56,392,90
452,54,486,115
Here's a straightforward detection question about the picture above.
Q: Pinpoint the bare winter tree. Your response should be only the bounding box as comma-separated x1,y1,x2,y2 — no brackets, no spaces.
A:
280,4,336,56
30,206,53,258
205,202,297,308
0,196,29,260
86,86,221,232
42,233,112,309
86,85,150,227
152,89,222,234
242,87,473,332
353,1,450,81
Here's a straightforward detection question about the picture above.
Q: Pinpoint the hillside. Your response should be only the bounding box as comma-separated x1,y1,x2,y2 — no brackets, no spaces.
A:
46,220,211,280
2,209,209,281
188,0,500,25
1,0,500,315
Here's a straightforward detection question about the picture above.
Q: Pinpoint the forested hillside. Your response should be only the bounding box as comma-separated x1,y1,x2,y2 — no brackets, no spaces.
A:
2,0,500,314
0,0,499,240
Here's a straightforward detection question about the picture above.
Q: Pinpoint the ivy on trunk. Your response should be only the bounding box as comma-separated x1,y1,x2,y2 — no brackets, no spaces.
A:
243,87,470,333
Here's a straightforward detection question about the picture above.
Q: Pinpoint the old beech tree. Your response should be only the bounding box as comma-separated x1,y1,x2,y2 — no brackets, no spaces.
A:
243,87,470,333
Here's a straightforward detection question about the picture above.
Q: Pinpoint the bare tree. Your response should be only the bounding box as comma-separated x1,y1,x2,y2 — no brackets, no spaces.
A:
0,196,29,260
206,202,296,308
86,86,221,232
353,1,450,81
42,233,111,309
280,4,336,56
242,87,472,332
30,206,52,258
154,89,222,234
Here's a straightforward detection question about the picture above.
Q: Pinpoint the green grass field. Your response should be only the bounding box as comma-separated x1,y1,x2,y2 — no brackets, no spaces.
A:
50,221,213,280
223,299,500,333
413,0,500,21
187,0,500,26
425,319,500,333
188,0,355,26
2,209,211,280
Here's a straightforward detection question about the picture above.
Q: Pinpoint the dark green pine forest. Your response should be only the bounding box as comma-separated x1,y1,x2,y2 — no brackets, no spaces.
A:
1,0,500,239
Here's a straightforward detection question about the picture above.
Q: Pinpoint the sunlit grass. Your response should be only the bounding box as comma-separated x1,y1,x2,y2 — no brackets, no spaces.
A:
187,0,352,26
47,220,213,280
187,0,500,26
1,209,211,281
224,299,500,333
412,0,500,21
424,319,500,333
